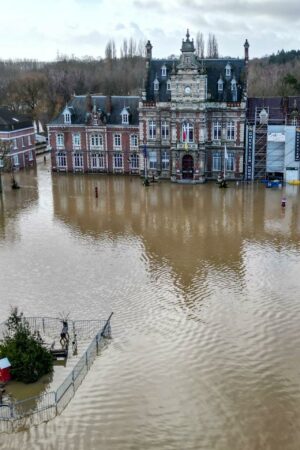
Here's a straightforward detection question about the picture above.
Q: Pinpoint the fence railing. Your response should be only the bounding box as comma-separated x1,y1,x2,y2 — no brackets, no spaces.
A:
0,313,113,433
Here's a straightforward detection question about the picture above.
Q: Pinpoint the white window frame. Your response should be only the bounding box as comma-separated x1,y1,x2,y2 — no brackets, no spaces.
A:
213,121,222,141
226,152,235,171
218,80,223,92
57,152,67,168
73,152,83,169
113,152,123,169
28,135,32,145
91,152,105,169
22,137,25,147
13,154,19,166
90,133,103,149
212,153,222,171
72,133,81,149
64,113,71,124
114,134,121,149
161,151,170,170
122,113,129,125
130,153,139,169
56,133,64,148
161,120,169,140
227,121,235,140
182,122,194,143
161,65,167,77
225,64,231,77
154,80,159,91
13,139,17,149
130,134,138,148
28,150,33,161
149,151,157,169
148,120,156,140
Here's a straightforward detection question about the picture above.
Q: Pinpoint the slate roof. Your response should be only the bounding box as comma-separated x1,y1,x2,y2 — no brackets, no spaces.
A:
145,58,246,103
247,97,300,123
50,95,140,126
0,107,33,132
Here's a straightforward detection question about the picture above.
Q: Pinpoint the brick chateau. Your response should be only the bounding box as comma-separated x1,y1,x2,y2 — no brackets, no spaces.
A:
48,31,249,182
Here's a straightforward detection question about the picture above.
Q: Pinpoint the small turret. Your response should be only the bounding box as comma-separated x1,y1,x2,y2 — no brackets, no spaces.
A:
244,39,249,63
146,40,152,60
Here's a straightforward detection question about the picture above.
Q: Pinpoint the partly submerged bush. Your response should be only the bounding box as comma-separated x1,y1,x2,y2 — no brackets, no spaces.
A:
0,308,53,383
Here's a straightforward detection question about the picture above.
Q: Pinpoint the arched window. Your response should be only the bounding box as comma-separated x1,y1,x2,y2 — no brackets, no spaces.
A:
154,77,159,91
182,122,194,143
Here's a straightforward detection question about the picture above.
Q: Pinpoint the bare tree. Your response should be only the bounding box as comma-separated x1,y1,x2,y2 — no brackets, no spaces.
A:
196,32,205,58
207,33,219,58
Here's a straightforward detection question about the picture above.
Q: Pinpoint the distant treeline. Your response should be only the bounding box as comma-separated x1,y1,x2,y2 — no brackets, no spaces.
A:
0,40,300,130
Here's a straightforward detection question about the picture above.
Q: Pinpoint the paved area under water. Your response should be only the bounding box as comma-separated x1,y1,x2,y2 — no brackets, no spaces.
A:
1,157,300,449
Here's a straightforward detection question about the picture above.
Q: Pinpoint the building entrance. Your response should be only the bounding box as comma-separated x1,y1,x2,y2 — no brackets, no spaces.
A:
182,154,194,179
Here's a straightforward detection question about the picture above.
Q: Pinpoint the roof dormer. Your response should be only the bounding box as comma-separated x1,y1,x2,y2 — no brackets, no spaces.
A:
120,107,129,125
63,106,72,124
225,62,231,78
217,76,224,92
153,76,159,91
161,64,167,77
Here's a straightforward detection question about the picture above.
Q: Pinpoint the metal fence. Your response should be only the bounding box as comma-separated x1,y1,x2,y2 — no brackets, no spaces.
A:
0,313,112,433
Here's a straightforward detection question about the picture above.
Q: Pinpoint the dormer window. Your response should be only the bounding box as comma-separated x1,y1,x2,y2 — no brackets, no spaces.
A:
63,106,71,124
161,64,167,77
154,77,159,91
167,80,171,91
121,107,129,125
225,63,231,78
217,77,224,92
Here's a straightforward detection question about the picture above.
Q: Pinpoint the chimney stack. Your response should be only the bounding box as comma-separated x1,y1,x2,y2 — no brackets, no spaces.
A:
244,39,249,63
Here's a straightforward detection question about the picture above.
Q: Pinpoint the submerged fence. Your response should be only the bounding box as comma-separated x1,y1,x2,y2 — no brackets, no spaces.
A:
0,313,113,433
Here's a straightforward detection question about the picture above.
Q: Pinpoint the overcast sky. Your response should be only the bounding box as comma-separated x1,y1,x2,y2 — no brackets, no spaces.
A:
0,0,299,61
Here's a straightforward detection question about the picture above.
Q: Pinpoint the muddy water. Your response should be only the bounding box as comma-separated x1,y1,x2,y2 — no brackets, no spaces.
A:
1,159,300,449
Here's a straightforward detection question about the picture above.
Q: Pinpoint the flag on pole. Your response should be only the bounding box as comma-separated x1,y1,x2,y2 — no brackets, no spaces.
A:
224,144,228,160
183,122,187,142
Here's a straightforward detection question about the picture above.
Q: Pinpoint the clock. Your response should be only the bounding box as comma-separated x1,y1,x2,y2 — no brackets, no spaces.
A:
184,86,191,95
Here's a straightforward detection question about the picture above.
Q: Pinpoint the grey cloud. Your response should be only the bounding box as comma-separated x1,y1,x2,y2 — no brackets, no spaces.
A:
184,0,300,23
133,0,165,13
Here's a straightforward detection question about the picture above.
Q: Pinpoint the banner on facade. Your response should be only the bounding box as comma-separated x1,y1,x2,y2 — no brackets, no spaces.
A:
267,132,285,142
295,128,300,161
246,126,254,180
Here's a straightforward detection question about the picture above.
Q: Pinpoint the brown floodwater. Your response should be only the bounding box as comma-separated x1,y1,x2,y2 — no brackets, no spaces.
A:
1,158,300,449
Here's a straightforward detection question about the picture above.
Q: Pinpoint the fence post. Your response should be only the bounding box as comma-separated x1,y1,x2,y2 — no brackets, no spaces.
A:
72,369,75,393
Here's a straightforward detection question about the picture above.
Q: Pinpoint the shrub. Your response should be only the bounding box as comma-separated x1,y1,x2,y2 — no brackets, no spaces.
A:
0,308,53,383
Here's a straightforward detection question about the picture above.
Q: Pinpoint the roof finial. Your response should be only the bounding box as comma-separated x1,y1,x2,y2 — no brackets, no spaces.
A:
186,29,190,41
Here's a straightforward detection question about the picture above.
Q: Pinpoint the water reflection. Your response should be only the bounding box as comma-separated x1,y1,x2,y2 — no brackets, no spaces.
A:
2,169,300,449
52,174,300,293
0,169,38,241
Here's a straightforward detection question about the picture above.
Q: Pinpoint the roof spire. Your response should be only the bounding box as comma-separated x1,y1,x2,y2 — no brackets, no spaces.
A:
186,29,190,41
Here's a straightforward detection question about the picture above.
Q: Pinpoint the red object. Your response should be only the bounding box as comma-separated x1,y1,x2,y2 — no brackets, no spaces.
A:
0,358,11,383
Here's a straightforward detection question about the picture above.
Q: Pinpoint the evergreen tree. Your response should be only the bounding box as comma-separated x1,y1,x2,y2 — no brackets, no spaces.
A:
0,308,53,383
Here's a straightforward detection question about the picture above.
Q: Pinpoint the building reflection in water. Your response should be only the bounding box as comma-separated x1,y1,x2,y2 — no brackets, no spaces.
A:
51,174,300,304
0,168,38,241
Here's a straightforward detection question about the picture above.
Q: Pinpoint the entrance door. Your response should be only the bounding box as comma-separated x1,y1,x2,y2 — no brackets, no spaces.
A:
182,154,194,179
